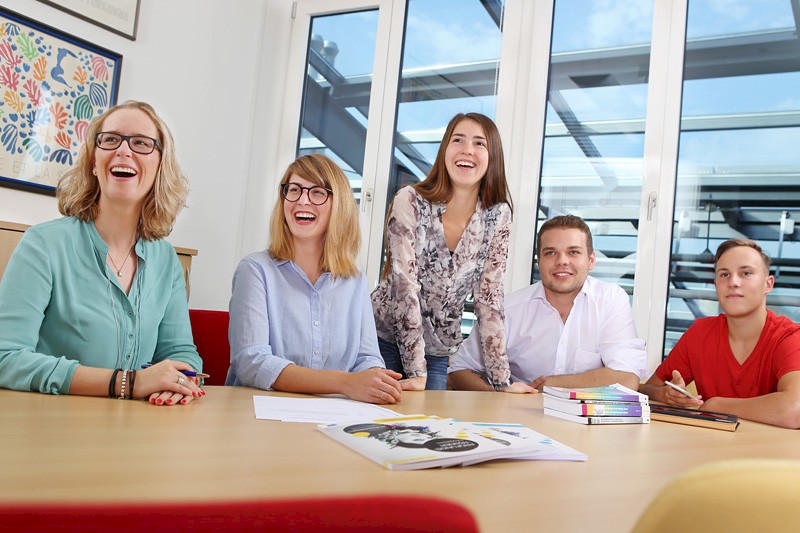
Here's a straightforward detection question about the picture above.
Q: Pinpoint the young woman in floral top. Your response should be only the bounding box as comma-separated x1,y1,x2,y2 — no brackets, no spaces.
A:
372,113,532,392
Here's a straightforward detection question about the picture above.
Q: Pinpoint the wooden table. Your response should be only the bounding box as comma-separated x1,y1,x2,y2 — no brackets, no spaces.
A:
1,386,798,531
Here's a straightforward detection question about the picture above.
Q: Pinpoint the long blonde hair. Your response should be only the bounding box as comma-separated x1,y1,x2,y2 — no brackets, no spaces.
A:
57,100,188,240
269,154,360,277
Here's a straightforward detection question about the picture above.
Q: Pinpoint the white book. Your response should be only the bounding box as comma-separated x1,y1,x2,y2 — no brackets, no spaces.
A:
545,407,651,425
543,394,651,417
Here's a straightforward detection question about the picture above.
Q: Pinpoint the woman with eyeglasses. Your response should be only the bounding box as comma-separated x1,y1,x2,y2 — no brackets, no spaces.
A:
0,101,203,405
226,154,402,404
372,112,529,392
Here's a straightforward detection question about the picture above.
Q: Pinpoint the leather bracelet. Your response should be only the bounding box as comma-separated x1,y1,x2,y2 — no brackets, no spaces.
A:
127,370,136,400
108,368,122,398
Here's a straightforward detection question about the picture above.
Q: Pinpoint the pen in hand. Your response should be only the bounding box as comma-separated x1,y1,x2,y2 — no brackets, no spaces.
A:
141,363,210,379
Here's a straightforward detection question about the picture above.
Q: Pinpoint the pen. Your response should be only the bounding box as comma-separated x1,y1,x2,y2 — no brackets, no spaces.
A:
141,363,210,379
663,380,699,400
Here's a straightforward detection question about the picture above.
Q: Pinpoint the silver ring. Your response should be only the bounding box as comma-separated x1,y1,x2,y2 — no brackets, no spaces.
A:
177,377,186,386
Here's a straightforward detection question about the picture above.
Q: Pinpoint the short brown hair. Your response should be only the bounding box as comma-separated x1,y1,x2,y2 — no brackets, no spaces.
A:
714,239,771,271
268,154,360,278
57,100,188,241
537,215,593,255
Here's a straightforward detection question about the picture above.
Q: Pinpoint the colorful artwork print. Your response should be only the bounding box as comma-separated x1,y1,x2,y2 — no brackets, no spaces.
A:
0,8,121,195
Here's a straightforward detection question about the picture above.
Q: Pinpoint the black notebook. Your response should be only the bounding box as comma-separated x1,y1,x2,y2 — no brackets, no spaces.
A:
650,404,739,432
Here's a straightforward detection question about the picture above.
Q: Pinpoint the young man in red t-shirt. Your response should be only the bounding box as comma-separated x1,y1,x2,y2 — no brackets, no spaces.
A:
641,239,800,429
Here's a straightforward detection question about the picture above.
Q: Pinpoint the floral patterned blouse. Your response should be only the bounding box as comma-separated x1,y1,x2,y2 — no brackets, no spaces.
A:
371,186,512,388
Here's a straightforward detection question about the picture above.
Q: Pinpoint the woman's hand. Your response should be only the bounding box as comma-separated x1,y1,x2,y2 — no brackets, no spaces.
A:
341,368,403,404
400,376,426,391
502,381,538,394
132,360,205,406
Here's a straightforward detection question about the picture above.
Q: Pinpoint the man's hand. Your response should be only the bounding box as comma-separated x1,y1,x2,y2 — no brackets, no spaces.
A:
529,376,547,391
662,370,704,408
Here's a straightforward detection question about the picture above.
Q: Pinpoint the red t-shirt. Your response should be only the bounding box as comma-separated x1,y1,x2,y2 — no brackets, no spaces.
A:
656,310,800,399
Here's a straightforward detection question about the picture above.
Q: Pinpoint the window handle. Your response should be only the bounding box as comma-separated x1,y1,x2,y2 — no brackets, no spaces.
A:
361,187,374,213
647,192,657,221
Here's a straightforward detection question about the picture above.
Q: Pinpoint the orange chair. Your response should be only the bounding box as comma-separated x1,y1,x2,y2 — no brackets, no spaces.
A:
188,309,230,386
0,495,479,532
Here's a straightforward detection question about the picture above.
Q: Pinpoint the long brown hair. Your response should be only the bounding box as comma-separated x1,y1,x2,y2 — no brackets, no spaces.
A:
380,113,512,280
268,154,360,278
414,112,512,210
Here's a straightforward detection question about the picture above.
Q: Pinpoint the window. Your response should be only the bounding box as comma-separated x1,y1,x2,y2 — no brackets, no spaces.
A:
296,9,380,204
535,0,655,296
665,0,800,357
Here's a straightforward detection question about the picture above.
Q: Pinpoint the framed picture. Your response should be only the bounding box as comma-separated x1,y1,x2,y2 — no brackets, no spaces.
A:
0,8,121,196
37,0,141,41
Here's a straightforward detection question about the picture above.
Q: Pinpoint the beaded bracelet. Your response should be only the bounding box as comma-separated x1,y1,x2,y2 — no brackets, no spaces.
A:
118,369,128,400
108,368,122,398
127,370,137,400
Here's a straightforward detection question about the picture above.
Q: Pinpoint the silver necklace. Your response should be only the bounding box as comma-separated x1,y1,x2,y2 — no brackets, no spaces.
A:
107,248,133,277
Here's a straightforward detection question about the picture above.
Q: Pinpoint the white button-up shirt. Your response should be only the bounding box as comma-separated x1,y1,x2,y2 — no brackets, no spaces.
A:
449,276,647,383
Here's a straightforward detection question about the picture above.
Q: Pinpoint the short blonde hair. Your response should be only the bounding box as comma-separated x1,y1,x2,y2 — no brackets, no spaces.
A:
268,154,360,277
57,100,188,240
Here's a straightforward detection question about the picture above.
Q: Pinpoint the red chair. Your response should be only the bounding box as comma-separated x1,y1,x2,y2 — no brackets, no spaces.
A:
188,309,230,386
0,495,479,532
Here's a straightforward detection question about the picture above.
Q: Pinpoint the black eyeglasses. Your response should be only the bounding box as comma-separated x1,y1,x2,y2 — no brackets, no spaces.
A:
95,132,162,154
280,183,332,205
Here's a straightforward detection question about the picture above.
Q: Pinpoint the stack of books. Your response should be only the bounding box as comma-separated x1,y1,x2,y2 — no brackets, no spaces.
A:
318,414,587,470
543,383,650,425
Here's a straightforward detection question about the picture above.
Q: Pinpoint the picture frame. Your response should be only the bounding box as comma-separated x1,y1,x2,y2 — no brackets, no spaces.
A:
0,7,121,196
37,0,141,41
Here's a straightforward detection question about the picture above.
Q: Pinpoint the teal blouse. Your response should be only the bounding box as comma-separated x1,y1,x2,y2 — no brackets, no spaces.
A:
0,217,201,394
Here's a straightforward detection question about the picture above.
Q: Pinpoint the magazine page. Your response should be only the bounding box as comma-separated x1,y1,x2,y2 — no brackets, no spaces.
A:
318,415,537,471
458,422,588,463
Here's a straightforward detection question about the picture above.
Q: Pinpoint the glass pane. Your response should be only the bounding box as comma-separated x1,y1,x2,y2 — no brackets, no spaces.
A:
386,0,506,334
665,0,800,357
536,0,654,296
297,10,379,204
387,0,505,199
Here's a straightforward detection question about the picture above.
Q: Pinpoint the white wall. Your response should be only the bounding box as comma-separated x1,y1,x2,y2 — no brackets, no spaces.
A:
0,0,289,310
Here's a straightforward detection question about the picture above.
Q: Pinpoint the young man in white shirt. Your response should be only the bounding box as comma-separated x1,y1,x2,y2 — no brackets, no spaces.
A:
448,215,646,393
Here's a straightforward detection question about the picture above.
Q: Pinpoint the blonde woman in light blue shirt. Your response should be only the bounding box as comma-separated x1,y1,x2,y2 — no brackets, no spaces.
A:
226,154,402,404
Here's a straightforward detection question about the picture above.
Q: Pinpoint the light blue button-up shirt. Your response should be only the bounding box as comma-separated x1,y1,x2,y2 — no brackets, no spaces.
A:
0,217,201,394
226,251,384,390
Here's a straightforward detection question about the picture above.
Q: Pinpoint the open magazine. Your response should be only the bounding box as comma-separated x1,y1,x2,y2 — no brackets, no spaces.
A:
318,414,587,471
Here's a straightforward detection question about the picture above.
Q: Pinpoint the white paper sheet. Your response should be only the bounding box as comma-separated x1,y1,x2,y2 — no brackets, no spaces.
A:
253,395,400,424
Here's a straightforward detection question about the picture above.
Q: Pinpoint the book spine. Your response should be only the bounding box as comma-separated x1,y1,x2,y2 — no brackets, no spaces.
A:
582,404,647,416
570,392,644,402
585,415,650,424
575,398,649,406
544,397,650,416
